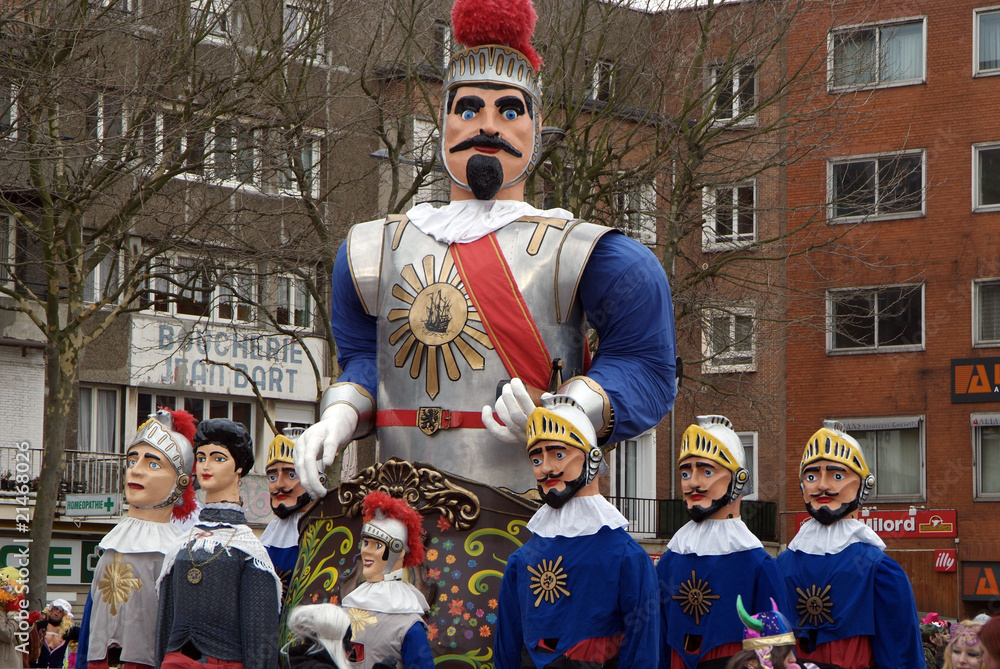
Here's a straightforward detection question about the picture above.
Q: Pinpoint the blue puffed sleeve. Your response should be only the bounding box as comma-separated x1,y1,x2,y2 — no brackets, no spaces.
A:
618,543,660,668
872,555,923,669
76,591,93,668
330,239,378,399
401,621,435,669
494,551,524,669
578,233,676,443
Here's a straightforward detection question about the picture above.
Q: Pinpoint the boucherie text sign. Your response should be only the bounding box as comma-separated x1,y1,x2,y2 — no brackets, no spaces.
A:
794,509,957,539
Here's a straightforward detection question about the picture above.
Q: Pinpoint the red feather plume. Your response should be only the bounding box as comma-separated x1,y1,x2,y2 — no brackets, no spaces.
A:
451,0,542,70
158,407,198,522
362,491,426,567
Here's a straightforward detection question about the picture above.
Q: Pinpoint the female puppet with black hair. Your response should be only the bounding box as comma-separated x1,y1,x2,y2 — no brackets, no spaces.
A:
155,419,281,669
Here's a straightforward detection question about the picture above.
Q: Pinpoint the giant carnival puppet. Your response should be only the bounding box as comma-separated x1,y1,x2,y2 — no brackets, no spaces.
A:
494,394,660,668
775,421,923,669
155,418,281,669
294,0,676,497
657,416,787,669
76,408,197,669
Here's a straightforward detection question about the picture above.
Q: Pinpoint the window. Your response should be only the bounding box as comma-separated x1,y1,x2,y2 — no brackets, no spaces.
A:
93,0,134,14
972,414,1000,499
83,248,122,305
284,3,320,58
278,133,320,197
434,19,452,69
175,257,212,317
276,275,312,328
87,93,125,162
830,19,925,89
976,8,1000,75
703,182,755,248
712,62,756,122
974,279,1000,346
828,285,923,352
615,179,657,247
974,143,1000,211
1,214,13,284
212,122,256,185
216,270,255,322
830,152,923,220
191,0,235,38
79,386,120,453
609,430,656,533
1,83,16,138
737,432,757,500
841,416,924,501
703,307,756,372
138,392,253,436
587,59,614,102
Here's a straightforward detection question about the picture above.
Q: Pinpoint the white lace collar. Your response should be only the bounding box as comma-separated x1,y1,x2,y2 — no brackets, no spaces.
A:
666,517,763,555
526,494,629,538
260,512,303,549
99,516,184,554
406,199,574,244
786,518,886,555
342,571,429,615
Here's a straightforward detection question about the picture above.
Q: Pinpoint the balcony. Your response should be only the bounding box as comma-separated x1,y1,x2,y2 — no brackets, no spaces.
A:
608,496,777,543
0,446,126,498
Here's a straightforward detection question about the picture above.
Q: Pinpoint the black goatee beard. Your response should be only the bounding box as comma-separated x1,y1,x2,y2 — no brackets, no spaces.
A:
537,470,589,509
271,490,311,519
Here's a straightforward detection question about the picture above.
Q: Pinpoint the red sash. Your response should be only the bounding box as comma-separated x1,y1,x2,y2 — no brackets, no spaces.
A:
450,233,552,390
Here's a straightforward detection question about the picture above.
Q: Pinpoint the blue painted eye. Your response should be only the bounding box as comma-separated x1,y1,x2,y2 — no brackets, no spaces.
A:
680,471,691,479
531,457,542,466
555,451,565,460
461,110,475,120
503,109,518,120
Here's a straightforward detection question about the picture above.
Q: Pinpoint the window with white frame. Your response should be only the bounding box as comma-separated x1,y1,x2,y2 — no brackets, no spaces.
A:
79,386,120,453
211,122,256,185
712,62,756,123
434,19,452,69
1,83,16,139
841,416,924,500
174,257,213,318
830,19,925,89
83,247,122,305
703,307,756,372
138,392,253,437
830,152,923,220
974,143,1000,211
93,0,134,14
615,179,657,247
609,430,656,532
976,8,1000,76
215,269,255,322
276,275,312,328
87,93,125,162
278,133,320,197
191,0,235,38
284,3,320,58
737,432,757,500
1,214,14,284
703,182,755,248
828,285,923,352
411,118,448,205
587,59,614,102
971,414,1000,499
975,279,1000,346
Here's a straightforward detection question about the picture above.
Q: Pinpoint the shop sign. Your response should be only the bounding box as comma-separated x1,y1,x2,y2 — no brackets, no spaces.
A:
794,509,957,539
0,539,102,584
963,562,1000,601
64,493,121,517
953,357,1000,403
934,549,957,572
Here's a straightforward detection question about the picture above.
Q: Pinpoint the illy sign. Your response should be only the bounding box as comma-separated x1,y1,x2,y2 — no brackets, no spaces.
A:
935,549,957,573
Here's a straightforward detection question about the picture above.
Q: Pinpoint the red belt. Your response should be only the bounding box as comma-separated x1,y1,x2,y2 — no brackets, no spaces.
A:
377,409,492,434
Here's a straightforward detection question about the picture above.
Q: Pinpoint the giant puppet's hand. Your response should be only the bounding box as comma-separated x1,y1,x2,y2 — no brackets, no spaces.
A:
482,379,537,445
294,404,359,499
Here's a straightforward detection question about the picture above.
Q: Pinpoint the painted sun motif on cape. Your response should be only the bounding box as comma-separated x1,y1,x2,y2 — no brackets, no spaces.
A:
97,553,143,616
389,253,493,399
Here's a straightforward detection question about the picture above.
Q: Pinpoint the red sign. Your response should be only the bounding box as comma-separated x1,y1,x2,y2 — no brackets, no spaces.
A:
935,549,957,572
794,509,957,539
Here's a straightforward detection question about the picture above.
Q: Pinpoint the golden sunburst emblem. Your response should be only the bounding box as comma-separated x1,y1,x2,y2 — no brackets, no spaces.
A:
97,553,143,616
672,569,720,626
389,254,494,399
347,607,378,636
795,584,834,627
527,555,570,607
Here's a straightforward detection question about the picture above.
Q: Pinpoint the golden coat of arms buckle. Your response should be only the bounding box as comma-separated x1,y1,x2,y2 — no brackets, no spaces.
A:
418,407,443,435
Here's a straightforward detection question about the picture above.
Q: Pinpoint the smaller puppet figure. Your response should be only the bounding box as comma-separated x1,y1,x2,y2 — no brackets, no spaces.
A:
494,395,660,668
775,421,923,669
77,408,197,669
155,418,281,669
657,416,787,669
260,430,321,596
284,604,353,669
337,491,433,669
725,596,817,669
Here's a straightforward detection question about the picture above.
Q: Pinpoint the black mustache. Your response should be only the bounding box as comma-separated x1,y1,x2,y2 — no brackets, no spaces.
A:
536,472,565,483
809,491,839,498
683,488,708,496
270,488,294,497
450,133,522,157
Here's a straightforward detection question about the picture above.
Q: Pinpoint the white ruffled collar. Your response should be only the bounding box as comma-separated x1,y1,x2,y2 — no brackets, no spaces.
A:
526,494,629,538
667,517,763,555
99,516,184,554
342,570,429,615
260,512,303,550
786,517,886,555
406,199,574,244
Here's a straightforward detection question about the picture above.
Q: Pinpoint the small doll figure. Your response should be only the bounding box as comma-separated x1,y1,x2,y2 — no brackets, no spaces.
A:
340,491,433,669
155,418,281,669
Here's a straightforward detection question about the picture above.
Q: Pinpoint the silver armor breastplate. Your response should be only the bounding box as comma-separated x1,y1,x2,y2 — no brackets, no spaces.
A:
347,215,610,492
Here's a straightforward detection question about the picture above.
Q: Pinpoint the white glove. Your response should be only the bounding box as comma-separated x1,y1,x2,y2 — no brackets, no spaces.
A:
294,404,359,499
481,379,539,445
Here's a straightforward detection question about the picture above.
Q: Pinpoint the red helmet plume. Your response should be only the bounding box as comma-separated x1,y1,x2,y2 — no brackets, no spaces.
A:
155,407,198,522
362,491,425,567
451,0,542,70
